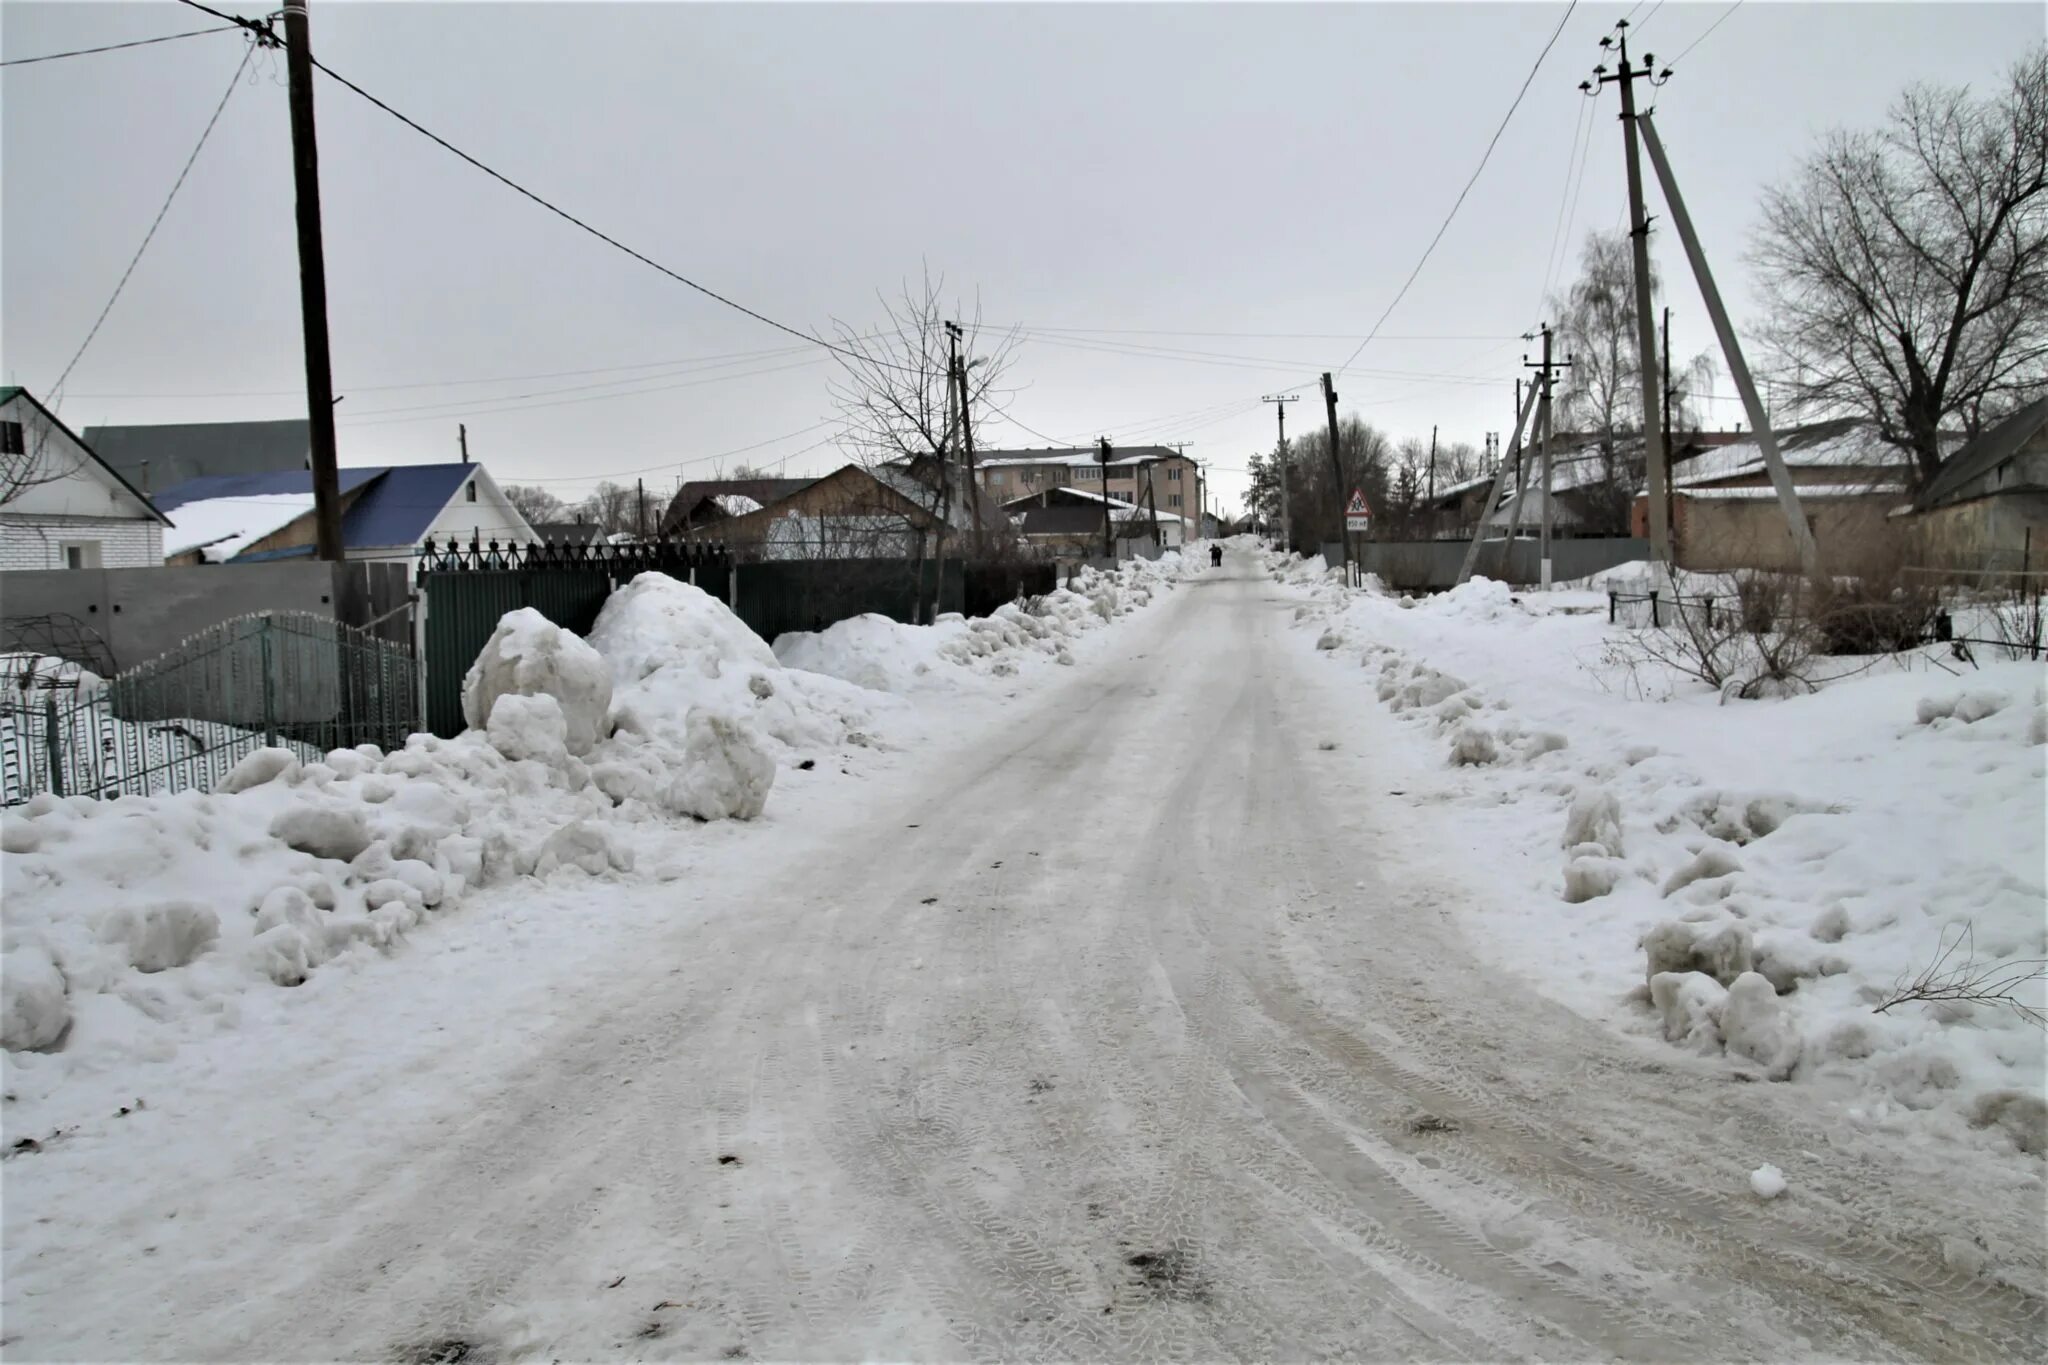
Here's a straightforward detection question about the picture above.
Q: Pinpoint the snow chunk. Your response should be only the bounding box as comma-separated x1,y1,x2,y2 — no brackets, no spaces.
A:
1315,629,1344,651
269,803,373,862
665,711,775,821
1722,972,1798,1075
1,947,69,1050
1562,856,1625,903
1642,918,1754,987
486,692,570,765
97,901,220,973
1967,1090,2048,1155
1661,843,1744,896
1563,788,1624,858
2,813,39,854
1749,1164,1787,1199
536,820,633,877
1650,971,1727,1051
1449,724,1499,766
217,746,301,794
462,607,613,756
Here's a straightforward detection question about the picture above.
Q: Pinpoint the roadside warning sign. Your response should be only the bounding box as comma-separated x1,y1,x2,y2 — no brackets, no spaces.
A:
1345,489,1371,532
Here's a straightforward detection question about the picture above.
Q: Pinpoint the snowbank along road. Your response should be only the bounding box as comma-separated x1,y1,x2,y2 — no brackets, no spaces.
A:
7,551,2044,1361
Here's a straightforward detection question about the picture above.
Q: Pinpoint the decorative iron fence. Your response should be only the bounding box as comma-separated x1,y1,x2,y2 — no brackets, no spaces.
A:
1,612,417,806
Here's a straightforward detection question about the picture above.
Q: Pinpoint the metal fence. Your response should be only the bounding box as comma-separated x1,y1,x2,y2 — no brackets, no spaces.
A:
2,611,417,806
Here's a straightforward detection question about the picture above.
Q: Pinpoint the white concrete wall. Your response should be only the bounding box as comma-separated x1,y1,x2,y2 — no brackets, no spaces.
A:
2,393,165,570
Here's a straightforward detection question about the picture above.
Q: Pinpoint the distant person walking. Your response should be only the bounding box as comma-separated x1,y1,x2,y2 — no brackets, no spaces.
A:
1209,544,1223,568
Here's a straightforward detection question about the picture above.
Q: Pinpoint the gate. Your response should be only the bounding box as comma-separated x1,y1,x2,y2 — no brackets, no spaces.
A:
2,612,416,805
416,537,732,738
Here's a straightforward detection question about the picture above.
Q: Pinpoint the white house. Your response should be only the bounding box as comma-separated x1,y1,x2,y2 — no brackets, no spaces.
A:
0,387,169,571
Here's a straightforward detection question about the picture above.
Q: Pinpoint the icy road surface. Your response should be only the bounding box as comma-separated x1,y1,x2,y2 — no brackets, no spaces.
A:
6,554,2043,1361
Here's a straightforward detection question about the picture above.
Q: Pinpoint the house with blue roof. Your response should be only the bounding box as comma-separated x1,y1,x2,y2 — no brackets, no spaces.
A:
155,461,535,574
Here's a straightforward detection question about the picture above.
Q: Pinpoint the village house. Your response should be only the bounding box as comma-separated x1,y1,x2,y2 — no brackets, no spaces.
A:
1001,485,1182,555
974,446,1204,527
1641,419,1924,572
662,477,823,536
154,462,535,577
1908,396,2048,572
0,387,170,571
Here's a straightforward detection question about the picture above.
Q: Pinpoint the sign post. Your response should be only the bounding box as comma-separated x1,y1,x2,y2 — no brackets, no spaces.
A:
1344,489,1371,587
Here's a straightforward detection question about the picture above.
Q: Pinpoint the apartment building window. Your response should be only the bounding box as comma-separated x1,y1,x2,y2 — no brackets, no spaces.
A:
1168,466,1182,482
1168,494,1183,508
1076,466,1099,481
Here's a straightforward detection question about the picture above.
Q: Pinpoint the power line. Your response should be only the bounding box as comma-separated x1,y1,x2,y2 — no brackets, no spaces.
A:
0,24,239,66
1669,0,1744,68
306,55,918,376
50,37,256,403
169,0,277,37
1016,326,1519,342
1539,91,1593,309
336,355,826,427
505,420,842,484
1335,0,1580,377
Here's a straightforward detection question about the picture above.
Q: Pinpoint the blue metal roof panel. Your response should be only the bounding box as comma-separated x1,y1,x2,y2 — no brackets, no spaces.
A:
340,463,475,548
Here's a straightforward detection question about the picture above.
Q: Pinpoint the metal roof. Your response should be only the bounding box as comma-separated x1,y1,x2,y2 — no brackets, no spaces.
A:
84,418,311,488
150,463,480,551
1914,395,2048,511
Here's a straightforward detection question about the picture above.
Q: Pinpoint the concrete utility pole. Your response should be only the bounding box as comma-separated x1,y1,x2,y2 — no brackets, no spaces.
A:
1525,324,1573,590
282,0,344,562
1636,110,1821,579
947,321,981,543
1320,373,1346,572
1586,19,1670,577
1452,378,1540,587
1262,393,1298,552
1662,305,1675,545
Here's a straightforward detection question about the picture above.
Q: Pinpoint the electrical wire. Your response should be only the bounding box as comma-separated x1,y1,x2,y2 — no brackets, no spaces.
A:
1015,326,1519,342
503,420,842,484
1,24,239,66
1335,0,1580,378
336,355,827,427
1538,92,1593,309
169,0,275,37
306,55,920,376
1669,0,1744,68
49,37,256,404
330,349,822,419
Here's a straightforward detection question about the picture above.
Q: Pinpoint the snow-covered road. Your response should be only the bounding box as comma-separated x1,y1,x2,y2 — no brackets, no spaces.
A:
7,554,2043,1361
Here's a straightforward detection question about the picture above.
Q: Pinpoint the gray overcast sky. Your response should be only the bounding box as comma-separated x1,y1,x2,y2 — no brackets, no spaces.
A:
4,1,2041,515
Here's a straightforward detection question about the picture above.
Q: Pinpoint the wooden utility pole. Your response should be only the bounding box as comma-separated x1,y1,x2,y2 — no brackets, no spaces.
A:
1320,373,1346,572
946,320,981,543
1427,424,1438,502
636,478,646,541
458,423,469,464
1636,109,1820,578
282,0,344,562
1586,19,1669,574
1262,394,1298,552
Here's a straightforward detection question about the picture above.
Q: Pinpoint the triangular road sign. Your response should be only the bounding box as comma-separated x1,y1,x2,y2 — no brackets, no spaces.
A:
1345,489,1371,517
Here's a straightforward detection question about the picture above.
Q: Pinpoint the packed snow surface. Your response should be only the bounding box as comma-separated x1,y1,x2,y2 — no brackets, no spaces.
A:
1296,565,2047,1160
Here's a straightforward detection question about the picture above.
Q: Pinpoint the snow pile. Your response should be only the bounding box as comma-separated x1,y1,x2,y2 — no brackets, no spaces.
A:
1304,573,2048,1158
772,552,1201,694
0,572,878,1100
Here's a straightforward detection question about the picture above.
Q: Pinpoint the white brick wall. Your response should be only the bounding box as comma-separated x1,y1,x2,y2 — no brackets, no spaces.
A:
0,515,164,571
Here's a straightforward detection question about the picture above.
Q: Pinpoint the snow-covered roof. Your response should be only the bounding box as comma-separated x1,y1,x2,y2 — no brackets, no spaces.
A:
163,492,319,561
1673,421,1919,489
712,494,764,516
976,445,1186,470
1679,484,1900,501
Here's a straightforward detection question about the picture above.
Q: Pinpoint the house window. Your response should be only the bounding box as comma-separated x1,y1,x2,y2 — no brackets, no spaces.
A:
0,421,22,456
61,541,102,570
1076,466,1099,481
466,480,478,502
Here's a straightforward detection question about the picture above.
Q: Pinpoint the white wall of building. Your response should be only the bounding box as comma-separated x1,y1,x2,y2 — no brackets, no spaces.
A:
2,392,166,570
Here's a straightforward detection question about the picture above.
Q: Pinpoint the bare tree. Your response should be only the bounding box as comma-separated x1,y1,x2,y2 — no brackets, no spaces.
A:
827,271,1018,617
1550,231,1716,534
1752,49,2048,483
502,484,567,527
1279,415,1393,550
573,480,639,537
